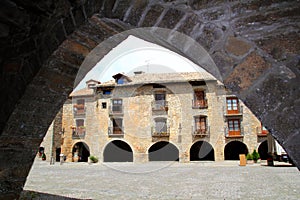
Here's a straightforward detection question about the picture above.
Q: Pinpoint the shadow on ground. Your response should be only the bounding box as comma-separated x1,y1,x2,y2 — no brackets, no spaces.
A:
20,190,91,200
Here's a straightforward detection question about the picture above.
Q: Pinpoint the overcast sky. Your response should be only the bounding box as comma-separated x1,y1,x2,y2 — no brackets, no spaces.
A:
74,36,205,91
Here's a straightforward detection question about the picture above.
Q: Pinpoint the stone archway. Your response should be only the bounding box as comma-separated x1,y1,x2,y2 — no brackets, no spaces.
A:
224,141,248,160
103,140,133,162
0,0,299,198
55,148,61,162
190,141,215,161
148,141,179,161
72,142,90,162
258,140,268,160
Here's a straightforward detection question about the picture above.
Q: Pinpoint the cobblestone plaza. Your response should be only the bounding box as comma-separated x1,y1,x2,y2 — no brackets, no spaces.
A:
23,159,299,199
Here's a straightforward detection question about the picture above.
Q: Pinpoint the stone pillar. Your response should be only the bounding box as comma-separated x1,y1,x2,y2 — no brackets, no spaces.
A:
179,151,190,163
134,153,148,163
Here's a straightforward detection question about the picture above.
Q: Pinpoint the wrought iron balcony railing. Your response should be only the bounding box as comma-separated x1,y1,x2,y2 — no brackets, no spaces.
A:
223,105,243,116
73,104,86,116
256,126,268,136
224,126,244,138
108,127,124,136
72,127,86,139
192,99,208,109
151,126,170,137
192,126,210,137
152,100,168,111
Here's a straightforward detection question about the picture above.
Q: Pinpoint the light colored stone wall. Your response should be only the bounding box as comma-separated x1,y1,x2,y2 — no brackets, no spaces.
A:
40,110,62,161
48,76,266,163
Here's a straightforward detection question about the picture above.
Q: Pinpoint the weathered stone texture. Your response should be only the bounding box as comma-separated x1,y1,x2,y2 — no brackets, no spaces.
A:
225,36,252,57
56,73,266,164
141,5,165,27
224,52,271,92
0,0,299,198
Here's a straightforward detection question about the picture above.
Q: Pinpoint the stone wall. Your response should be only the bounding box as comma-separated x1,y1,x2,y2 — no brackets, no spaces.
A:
39,110,62,162
58,75,265,163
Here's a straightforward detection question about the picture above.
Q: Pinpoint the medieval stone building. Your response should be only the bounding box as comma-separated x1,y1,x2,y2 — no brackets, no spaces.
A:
41,71,268,163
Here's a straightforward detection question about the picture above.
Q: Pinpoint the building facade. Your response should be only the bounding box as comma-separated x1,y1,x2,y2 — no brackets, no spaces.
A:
42,72,269,163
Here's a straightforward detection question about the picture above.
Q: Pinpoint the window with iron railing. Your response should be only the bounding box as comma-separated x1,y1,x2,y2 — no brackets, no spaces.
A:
152,118,169,136
193,90,208,108
72,119,86,139
152,92,168,112
193,116,209,136
108,118,124,136
73,99,85,115
226,119,243,137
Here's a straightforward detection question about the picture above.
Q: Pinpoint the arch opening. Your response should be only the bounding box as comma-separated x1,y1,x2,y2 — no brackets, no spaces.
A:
56,148,61,162
258,140,268,160
104,140,133,162
148,141,179,161
190,141,215,161
224,141,248,160
72,142,90,162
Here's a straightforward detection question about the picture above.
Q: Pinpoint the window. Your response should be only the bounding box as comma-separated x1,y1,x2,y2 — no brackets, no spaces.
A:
228,119,240,131
76,119,84,128
154,93,166,106
117,78,124,84
155,118,167,133
74,99,85,115
261,124,268,135
112,99,122,112
195,116,207,132
193,90,207,108
112,118,123,134
75,119,85,136
155,93,165,101
227,97,239,113
226,119,243,137
102,102,107,109
77,99,85,105
103,90,111,95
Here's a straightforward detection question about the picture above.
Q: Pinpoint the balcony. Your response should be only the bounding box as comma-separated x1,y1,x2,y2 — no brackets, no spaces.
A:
152,101,168,115
192,99,208,109
151,126,170,137
256,127,268,137
223,105,243,117
73,104,86,116
152,101,168,110
192,126,210,137
109,105,124,116
224,126,244,138
72,127,86,139
108,127,124,137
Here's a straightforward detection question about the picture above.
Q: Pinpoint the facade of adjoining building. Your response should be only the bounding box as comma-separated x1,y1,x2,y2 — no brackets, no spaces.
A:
41,71,269,163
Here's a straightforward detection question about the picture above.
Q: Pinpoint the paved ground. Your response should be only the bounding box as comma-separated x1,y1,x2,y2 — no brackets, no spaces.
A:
22,159,299,200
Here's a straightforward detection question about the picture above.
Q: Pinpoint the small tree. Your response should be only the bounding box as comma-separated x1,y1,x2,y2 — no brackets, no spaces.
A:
246,153,253,160
252,150,260,163
89,155,98,163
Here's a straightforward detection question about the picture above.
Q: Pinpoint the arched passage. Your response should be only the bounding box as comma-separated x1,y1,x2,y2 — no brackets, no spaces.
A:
148,141,179,161
258,140,268,160
72,142,90,162
224,141,248,160
104,140,133,162
0,1,299,198
190,141,215,161
56,148,61,162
